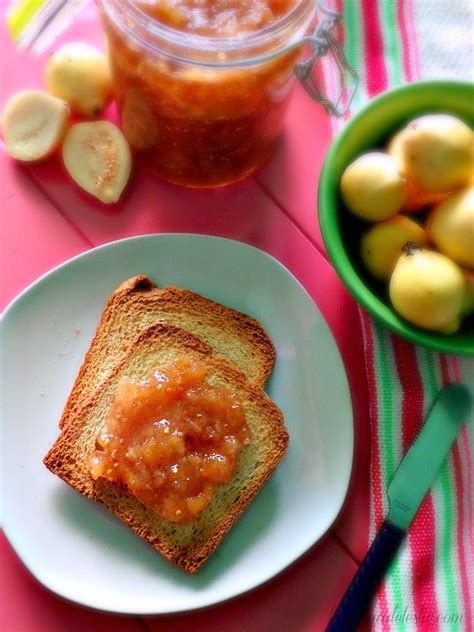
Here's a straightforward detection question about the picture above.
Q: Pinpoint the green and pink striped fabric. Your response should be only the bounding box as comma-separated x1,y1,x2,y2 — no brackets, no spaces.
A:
322,2,473,630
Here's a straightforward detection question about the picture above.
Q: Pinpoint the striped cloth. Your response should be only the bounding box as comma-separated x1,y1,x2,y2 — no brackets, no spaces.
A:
321,2,474,631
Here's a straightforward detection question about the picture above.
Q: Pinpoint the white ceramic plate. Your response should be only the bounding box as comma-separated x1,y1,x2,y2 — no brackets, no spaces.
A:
1,234,353,615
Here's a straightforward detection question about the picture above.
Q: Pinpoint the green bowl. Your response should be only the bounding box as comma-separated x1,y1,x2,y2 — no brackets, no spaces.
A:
318,80,474,356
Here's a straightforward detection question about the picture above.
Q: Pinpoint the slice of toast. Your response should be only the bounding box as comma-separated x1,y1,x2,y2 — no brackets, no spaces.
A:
59,276,275,429
44,323,288,573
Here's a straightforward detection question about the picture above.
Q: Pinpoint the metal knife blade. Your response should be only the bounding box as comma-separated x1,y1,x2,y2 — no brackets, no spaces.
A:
387,384,472,531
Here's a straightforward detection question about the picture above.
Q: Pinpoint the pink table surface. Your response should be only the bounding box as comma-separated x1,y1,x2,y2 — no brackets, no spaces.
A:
0,4,370,631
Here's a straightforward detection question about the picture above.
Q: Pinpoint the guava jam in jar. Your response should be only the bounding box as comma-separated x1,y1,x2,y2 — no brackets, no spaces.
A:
99,0,318,187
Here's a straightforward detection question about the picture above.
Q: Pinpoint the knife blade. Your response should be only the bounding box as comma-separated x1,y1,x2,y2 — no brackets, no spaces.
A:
387,383,472,530
327,383,472,632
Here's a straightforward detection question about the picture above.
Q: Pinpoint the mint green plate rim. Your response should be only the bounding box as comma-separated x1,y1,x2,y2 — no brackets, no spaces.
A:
318,80,474,357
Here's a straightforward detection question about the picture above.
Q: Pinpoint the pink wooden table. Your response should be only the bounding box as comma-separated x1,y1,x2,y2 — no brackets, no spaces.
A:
0,4,370,630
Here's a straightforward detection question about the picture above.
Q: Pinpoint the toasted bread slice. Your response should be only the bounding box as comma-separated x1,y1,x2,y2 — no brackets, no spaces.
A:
59,275,275,429
45,323,288,573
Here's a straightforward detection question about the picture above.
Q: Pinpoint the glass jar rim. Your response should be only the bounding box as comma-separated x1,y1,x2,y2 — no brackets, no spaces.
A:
101,0,317,67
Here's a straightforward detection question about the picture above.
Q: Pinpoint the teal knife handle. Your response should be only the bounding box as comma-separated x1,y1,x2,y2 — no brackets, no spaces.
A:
326,521,405,632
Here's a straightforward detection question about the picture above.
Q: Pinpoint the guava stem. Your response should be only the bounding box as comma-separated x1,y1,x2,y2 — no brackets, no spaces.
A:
403,241,422,256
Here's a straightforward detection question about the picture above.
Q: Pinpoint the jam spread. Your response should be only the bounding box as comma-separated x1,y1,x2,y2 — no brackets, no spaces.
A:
88,359,251,523
101,0,304,186
137,0,298,36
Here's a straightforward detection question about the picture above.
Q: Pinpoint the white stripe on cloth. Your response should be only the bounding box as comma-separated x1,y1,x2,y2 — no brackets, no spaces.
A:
413,0,474,82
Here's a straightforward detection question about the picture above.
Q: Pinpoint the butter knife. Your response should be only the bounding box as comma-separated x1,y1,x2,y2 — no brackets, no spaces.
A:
326,384,472,632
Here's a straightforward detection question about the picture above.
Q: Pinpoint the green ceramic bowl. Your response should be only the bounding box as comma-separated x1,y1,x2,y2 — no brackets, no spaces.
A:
318,80,474,356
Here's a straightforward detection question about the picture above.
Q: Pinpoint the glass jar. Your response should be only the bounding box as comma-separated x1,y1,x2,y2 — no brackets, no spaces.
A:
99,0,355,188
